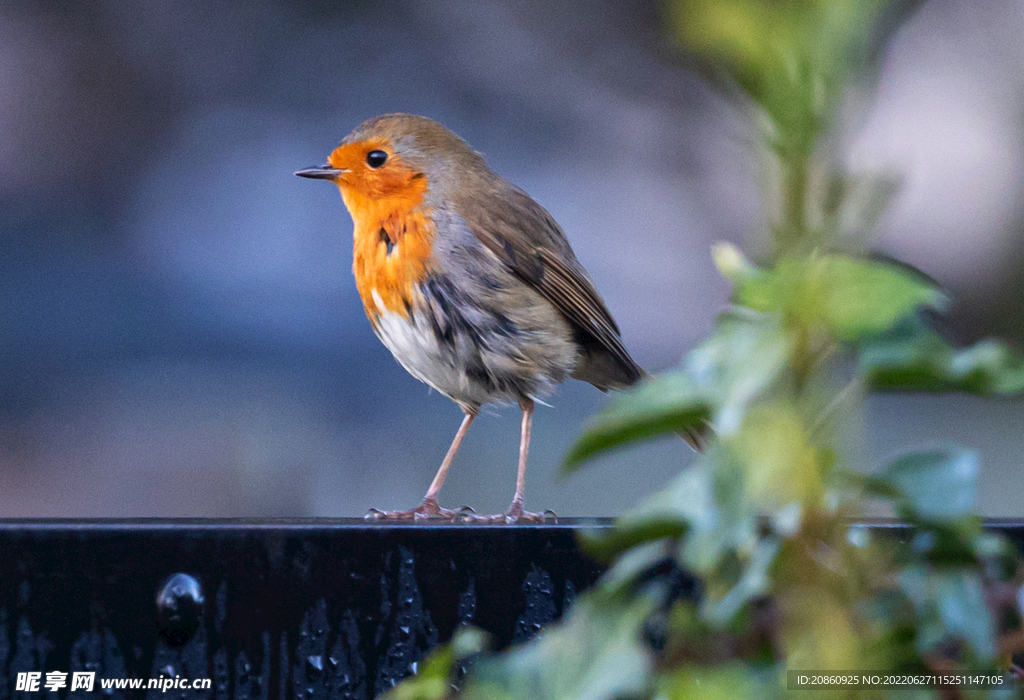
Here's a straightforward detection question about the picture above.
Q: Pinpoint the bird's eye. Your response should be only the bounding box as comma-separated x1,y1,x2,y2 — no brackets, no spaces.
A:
366,150,388,168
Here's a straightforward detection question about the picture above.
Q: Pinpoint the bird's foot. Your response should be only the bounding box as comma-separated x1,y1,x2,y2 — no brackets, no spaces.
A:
364,497,458,521
453,502,556,524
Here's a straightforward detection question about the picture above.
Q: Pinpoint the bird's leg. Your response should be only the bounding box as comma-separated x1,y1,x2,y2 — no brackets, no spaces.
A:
367,411,475,521
450,398,552,524
502,398,547,523
420,410,476,513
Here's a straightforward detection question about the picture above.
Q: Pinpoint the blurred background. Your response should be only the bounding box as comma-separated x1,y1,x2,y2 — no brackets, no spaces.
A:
0,0,1022,518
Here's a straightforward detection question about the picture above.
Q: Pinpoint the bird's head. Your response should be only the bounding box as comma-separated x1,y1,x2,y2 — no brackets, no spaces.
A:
295,114,486,204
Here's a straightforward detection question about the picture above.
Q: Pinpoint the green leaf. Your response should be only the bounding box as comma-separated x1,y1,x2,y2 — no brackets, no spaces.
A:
580,518,688,563
714,247,783,314
655,662,770,700
582,466,709,562
856,474,903,501
566,298,790,472
679,448,758,577
666,0,887,121
734,403,821,514
666,0,781,103
685,309,791,435
712,242,779,313
722,254,942,341
877,447,978,524
597,540,676,594
814,255,946,341
703,536,780,625
898,566,996,661
563,371,710,471
905,521,983,568
380,628,489,700
861,318,1024,396
461,591,655,700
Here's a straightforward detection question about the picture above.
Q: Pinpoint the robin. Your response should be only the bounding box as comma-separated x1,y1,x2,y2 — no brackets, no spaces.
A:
297,114,697,523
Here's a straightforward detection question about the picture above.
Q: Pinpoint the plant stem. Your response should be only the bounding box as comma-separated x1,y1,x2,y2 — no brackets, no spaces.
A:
774,108,821,260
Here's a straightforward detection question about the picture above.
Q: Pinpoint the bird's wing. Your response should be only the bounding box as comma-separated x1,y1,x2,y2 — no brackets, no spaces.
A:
457,182,643,386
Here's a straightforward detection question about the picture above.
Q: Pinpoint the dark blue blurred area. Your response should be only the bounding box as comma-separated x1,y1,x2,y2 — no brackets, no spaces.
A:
1,0,1023,517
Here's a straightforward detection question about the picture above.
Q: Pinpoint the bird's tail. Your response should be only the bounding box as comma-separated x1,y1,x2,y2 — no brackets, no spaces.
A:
636,368,707,452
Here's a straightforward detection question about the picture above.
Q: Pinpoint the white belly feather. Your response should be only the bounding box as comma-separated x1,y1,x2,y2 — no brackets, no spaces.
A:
371,289,497,408
368,283,576,411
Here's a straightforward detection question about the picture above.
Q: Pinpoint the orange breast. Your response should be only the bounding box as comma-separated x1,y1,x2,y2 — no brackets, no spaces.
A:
343,185,435,322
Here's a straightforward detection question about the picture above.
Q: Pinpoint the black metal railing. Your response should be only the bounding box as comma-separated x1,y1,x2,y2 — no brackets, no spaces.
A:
4,519,1024,699
0,518,610,699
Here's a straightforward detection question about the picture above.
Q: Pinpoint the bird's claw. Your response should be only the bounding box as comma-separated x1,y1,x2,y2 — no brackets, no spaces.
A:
366,501,556,524
452,505,556,524
363,498,457,521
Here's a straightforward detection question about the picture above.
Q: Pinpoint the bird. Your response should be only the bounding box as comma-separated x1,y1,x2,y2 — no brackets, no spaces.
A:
296,114,696,523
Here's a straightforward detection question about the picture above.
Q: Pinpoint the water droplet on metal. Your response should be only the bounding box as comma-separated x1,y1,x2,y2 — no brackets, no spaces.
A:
305,655,324,681
156,573,205,647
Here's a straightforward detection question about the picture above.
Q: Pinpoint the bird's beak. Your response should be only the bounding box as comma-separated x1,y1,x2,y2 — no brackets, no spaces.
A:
294,165,348,180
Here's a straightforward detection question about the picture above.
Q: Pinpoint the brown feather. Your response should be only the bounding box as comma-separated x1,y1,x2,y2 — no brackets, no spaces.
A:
453,177,644,390
317,113,704,450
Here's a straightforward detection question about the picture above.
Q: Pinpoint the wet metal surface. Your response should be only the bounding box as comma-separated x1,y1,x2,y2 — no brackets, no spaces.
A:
6,518,1022,697
0,518,610,698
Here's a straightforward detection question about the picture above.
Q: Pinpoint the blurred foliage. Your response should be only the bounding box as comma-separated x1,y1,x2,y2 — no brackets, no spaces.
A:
382,0,1024,698
861,317,1024,395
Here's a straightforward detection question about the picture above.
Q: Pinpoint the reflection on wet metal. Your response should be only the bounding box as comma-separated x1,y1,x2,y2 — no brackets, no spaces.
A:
0,518,611,698
156,573,205,646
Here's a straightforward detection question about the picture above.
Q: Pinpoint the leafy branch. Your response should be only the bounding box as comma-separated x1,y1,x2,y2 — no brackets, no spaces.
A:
382,1,1024,698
